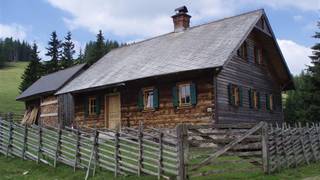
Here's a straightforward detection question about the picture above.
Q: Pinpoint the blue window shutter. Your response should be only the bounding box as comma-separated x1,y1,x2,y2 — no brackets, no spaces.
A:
248,89,252,108
228,83,232,105
239,87,243,106
190,83,197,106
172,86,179,107
83,96,88,118
153,88,159,109
96,95,101,115
137,90,144,110
266,94,270,110
257,92,261,109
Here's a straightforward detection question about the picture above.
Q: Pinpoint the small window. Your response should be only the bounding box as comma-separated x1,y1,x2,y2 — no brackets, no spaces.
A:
228,84,242,106
266,94,274,111
254,46,263,65
237,42,247,60
253,90,259,109
179,83,191,106
88,97,97,115
143,88,154,109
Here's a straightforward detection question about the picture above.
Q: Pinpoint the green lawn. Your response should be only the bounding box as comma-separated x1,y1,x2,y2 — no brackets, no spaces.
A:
1,155,320,180
0,62,27,114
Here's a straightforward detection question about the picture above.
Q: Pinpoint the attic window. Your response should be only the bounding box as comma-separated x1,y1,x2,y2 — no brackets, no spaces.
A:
237,42,248,60
254,46,263,65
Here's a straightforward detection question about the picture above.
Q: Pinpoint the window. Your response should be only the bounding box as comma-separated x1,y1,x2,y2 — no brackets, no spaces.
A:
266,94,274,111
254,46,263,65
179,83,191,106
237,42,247,60
143,88,154,109
228,84,242,106
138,88,159,110
88,97,97,115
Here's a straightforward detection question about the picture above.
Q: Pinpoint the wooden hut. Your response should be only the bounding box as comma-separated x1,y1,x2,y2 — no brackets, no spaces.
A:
55,8,294,129
16,64,86,127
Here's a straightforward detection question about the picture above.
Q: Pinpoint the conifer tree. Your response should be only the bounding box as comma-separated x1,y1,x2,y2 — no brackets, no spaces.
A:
45,31,61,73
61,31,75,69
306,21,320,121
19,42,43,92
87,30,106,65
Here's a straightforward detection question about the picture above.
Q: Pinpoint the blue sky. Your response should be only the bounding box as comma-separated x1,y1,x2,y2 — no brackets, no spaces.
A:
0,0,319,75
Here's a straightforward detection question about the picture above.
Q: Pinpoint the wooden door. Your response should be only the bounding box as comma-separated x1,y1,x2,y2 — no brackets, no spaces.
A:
105,94,121,129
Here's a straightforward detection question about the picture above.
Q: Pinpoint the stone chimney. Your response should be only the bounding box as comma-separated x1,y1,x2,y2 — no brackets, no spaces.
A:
171,6,191,32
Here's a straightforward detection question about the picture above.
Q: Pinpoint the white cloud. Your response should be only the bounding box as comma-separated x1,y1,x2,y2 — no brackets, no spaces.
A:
0,23,27,40
46,0,319,39
277,39,312,75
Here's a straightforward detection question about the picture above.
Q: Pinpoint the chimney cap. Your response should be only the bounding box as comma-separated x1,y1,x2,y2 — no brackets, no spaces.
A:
174,6,188,14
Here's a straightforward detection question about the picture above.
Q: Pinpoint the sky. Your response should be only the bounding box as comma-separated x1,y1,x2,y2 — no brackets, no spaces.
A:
0,0,319,75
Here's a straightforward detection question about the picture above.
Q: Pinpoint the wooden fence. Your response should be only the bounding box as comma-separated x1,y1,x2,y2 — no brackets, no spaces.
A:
266,123,320,173
0,114,182,180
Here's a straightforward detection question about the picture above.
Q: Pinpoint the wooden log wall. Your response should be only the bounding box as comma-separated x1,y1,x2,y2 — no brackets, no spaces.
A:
0,116,182,180
73,70,215,129
39,95,59,127
216,31,283,124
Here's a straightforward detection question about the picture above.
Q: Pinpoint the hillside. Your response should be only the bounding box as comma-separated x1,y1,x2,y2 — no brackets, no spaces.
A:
0,62,28,114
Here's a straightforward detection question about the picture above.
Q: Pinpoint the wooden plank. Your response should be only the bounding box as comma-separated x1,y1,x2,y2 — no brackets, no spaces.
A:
189,121,265,172
114,129,120,177
158,131,163,180
54,126,62,168
261,123,269,174
176,124,188,180
137,121,143,176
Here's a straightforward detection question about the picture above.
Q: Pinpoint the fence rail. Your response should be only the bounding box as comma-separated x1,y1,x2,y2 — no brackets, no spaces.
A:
0,113,182,180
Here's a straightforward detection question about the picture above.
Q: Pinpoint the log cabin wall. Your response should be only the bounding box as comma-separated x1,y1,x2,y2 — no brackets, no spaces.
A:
73,70,215,128
39,95,59,127
216,31,283,124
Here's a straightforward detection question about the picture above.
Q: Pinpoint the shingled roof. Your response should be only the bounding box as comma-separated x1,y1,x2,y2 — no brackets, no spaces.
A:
17,64,85,101
56,9,267,94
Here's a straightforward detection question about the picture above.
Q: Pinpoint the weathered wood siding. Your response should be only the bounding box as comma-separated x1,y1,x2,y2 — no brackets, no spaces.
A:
58,93,74,127
39,95,59,127
73,70,215,128
217,32,283,124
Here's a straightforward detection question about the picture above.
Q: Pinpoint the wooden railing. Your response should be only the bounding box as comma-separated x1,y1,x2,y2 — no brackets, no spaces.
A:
0,116,182,180
266,123,320,173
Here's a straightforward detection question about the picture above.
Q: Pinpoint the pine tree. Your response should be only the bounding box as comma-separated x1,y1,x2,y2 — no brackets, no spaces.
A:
76,47,84,64
87,30,106,65
19,42,43,92
306,21,320,121
45,31,61,73
61,31,75,69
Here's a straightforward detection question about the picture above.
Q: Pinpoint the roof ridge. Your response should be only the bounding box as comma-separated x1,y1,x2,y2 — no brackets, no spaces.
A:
104,8,264,54
41,63,85,78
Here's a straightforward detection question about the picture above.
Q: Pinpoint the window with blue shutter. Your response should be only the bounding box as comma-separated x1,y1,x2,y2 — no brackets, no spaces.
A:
137,90,144,110
83,96,88,118
228,84,232,105
190,83,197,106
248,89,253,108
153,88,159,109
257,92,261,109
239,87,243,106
96,95,101,115
172,86,179,107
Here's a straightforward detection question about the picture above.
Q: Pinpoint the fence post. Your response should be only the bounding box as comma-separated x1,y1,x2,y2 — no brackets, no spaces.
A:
93,129,99,176
0,116,3,152
158,131,163,180
261,122,269,174
74,128,81,172
138,121,143,176
176,124,188,180
114,128,120,177
6,113,13,157
22,124,28,159
37,124,43,164
54,126,62,168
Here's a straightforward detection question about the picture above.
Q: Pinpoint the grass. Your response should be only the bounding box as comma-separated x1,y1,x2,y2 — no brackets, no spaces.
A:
1,154,320,180
0,62,27,114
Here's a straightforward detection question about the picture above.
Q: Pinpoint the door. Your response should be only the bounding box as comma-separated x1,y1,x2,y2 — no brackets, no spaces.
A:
105,94,121,129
